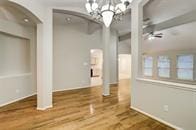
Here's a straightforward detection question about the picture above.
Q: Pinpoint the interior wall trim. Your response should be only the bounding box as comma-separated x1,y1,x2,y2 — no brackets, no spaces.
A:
137,78,196,92
0,73,32,79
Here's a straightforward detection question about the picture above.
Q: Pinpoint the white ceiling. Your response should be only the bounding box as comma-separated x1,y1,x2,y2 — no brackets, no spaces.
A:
53,13,87,25
0,3,35,26
143,21,196,52
39,0,196,35
144,0,196,24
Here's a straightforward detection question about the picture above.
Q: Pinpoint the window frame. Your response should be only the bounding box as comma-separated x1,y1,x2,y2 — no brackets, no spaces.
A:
176,54,194,81
143,56,154,77
157,56,171,79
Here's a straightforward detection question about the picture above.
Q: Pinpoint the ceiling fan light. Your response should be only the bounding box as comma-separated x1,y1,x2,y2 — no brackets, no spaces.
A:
148,36,155,40
102,11,114,27
85,3,92,13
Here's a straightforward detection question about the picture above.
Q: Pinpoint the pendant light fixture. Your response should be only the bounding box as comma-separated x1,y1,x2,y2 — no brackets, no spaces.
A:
85,0,132,27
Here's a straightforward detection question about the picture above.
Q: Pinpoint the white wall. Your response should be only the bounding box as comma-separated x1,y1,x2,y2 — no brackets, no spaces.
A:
0,19,36,107
53,22,118,91
132,80,196,130
0,33,30,75
118,41,131,54
53,23,101,91
119,54,131,80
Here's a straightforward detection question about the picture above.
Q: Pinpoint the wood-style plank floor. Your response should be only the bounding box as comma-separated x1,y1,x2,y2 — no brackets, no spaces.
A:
0,80,174,130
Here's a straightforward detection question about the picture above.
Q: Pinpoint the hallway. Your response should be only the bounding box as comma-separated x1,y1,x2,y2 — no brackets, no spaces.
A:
0,80,173,130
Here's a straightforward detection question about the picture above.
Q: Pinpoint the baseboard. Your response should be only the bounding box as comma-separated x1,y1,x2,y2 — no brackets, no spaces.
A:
0,93,36,107
37,105,53,111
53,85,91,93
131,106,184,130
102,93,110,96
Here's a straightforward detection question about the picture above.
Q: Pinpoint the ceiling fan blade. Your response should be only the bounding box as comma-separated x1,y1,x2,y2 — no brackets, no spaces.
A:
155,33,163,36
155,35,163,38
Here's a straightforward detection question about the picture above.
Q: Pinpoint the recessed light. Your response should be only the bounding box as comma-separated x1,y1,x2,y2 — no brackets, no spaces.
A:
66,17,71,21
24,18,29,22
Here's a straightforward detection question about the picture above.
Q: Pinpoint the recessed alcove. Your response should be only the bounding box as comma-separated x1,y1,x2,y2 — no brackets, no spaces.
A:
0,32,31,77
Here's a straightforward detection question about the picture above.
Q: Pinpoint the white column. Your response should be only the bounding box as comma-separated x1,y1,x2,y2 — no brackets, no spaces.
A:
109,30,119,84
37,8,53,110
102,25,110,96
131,0,149,105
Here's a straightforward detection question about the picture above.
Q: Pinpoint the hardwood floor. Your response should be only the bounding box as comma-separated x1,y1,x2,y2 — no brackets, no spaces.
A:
0,79,174,130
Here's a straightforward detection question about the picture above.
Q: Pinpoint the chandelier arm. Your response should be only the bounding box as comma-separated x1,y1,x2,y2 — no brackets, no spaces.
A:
99,0,105,8
114,0,118,6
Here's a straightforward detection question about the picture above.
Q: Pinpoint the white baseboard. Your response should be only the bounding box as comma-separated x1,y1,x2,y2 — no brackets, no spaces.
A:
53,85,91,93
0,93,36,107
102,93,110,96
37,105,53,111
131,106,184,130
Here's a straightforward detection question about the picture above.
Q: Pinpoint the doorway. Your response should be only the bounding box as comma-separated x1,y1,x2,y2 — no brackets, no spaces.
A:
90,49,103,86
118,54,132,80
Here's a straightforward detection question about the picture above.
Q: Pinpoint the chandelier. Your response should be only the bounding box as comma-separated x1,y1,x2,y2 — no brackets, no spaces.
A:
85,0,132,28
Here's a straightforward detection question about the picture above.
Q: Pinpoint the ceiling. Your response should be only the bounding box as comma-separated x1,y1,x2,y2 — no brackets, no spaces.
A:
53,13,87,25
144,0,196,24
0,2,36,26
143,21,196,53
39,0,196,35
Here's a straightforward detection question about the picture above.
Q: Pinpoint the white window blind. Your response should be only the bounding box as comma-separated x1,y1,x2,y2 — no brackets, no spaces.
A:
177,55,194,80
158,56,170,78
143,56,153,76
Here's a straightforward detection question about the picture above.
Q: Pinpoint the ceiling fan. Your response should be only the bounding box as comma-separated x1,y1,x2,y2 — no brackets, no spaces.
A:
144,32,163,40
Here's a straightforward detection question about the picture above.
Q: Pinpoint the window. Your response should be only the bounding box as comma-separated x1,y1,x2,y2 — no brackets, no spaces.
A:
143,56,153,76
158,56,170,78
177,55,194,80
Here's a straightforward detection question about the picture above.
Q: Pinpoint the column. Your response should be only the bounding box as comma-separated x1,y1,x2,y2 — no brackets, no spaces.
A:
37,8,53,110
102,25,110,96
131,0,149,105
109,30,119,85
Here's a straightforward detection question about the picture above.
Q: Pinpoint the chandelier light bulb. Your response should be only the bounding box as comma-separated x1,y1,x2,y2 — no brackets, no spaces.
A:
120,0,126,3
115,3,126,12
92,2,98,10
85,3,92,13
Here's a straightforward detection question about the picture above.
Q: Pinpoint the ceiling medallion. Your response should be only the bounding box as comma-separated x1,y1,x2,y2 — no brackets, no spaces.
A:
85,0,133,27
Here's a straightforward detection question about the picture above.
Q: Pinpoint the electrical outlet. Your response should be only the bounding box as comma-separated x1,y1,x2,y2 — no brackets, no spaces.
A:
163,105,169,112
